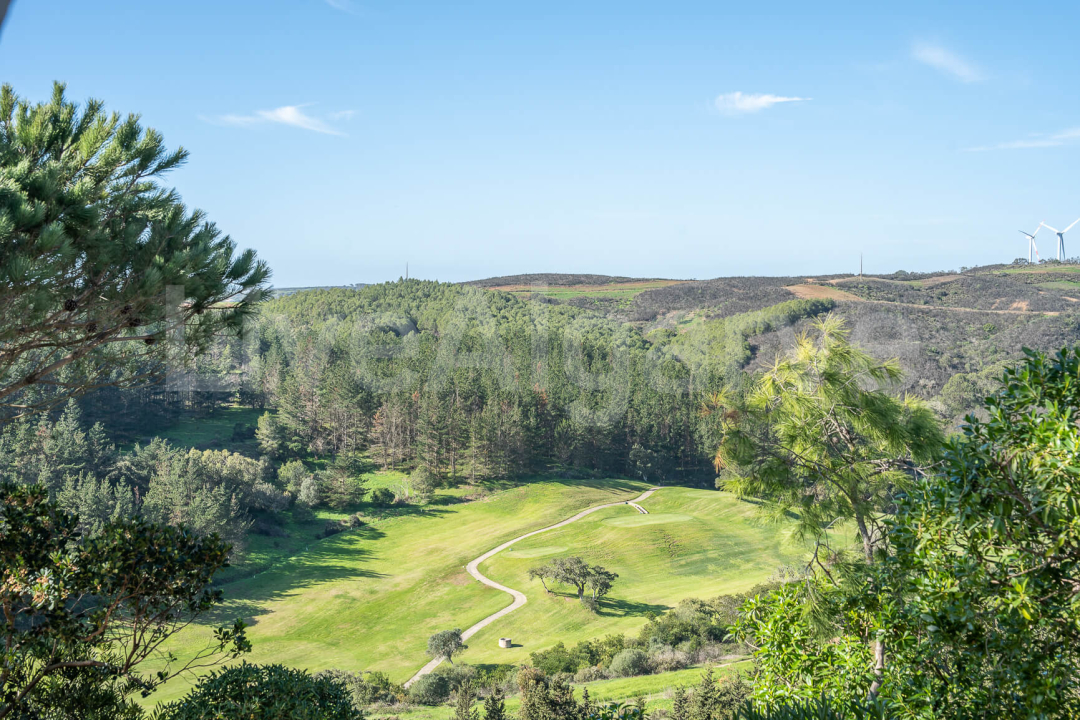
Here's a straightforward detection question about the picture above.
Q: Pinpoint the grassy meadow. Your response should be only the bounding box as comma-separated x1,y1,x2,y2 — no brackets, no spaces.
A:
149,479,804,704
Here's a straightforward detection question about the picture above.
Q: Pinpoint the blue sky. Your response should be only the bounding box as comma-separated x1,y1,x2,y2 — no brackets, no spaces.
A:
2,1,1080,285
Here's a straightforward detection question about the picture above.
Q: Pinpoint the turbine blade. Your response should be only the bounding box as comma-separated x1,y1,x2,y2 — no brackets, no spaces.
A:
1041,222,1061,233
1065,218,1080,233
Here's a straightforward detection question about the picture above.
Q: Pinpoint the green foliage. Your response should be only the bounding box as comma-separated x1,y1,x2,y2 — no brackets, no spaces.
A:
408,673,451,706
452,680,481,720
688,667,749,720
734,582,876,707
883,347,1080,718
0,483,248,719
714,315,944,564
483,685,508,720
667,299,837,383
586,701,650,720
608,648,650,678
737,698,889,720
528,556,618,606
426,629,467,665
154,662,360,720
313,668,404,707
369,487,395,506
0,83,268,422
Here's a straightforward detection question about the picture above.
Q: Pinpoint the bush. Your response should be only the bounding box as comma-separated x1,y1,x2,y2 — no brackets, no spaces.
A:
435,662,477,691
408,673,451,705
648,645,690,673
608,648,650,678
315,668,403,707
370,487,395,506
157,662,359,720
574,666,611,683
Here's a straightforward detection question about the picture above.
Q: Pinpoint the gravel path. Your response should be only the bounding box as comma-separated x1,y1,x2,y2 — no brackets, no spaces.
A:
404,487,661,687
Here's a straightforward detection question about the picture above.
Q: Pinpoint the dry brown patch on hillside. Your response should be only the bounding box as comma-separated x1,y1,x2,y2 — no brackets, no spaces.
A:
785,284,862,302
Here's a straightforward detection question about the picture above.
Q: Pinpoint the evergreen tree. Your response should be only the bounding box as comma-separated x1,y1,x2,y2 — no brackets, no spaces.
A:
0,83,268,423
690,669,718,720
671,685,690,720
453,680,481,720
483,685,507,720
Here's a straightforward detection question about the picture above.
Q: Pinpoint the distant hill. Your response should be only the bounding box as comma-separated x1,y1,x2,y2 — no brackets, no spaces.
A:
268,283,368,298
467,273,670,288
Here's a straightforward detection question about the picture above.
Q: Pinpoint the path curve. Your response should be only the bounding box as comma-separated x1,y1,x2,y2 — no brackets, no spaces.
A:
405,487,661,686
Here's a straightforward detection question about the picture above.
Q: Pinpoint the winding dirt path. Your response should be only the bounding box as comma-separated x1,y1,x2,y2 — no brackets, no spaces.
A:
404,487,661,686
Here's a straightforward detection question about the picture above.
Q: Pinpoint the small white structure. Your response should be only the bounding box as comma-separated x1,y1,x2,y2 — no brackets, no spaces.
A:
499,638,512,649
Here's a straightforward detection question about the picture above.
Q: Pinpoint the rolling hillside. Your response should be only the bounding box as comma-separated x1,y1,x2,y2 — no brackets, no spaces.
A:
150,480,805,703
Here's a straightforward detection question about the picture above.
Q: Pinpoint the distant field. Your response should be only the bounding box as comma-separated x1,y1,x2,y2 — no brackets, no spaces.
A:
491,279,687,300
148,482,802,704
784,284,862,302
371,661,753,719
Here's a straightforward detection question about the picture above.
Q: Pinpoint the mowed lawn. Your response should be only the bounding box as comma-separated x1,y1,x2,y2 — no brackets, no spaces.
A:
150,478,648,702
463,487,804,667
149,482,801,705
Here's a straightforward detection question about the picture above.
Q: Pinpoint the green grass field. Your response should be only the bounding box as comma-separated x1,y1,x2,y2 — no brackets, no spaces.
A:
149,480,803,706
149,479,649,702
463,487,802,668
369,661,754,719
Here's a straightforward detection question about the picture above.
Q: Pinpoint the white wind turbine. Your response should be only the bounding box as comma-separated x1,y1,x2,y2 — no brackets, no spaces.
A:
1019,226,1041,263
1040,218,1080,262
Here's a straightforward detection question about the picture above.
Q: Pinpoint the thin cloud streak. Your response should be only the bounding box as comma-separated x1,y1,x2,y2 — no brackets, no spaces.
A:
912,41,983,83
209,105,348,136
714,91,809,115
325,0,358,13
965,127,1080,152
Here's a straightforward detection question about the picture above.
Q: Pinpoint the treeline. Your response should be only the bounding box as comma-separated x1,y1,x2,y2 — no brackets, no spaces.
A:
136,280,835,483
0,402,283,554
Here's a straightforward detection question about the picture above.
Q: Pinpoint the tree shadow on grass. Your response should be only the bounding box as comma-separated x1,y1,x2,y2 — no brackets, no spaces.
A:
200,538,390,626
596,597,670,618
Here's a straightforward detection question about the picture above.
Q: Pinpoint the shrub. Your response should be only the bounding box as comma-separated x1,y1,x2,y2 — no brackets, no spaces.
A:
648,646,690,673
608,648,650,678
157,662,359,719
574,666,611,683
370,487,395,506
436,662,477,691
408,673,451,705
315,668,403,707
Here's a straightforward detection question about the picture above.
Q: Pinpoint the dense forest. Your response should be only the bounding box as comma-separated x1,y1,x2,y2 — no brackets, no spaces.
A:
77,280,842,486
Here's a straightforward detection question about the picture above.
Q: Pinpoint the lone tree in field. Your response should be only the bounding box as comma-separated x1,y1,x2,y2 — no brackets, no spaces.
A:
709,315,943,696
0,82,269,423
528,557,618,606
426,629,466,665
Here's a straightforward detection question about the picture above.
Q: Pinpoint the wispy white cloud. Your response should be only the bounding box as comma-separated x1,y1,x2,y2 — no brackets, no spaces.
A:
714,91,809,115
912,42,983,83
208,104,349,136
325,0,358,13
965,127,1080,152
329,109,357,121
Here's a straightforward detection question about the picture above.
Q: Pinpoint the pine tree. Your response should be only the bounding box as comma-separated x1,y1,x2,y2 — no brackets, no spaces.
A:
483,685,507,720
581,686,596,719
690,668,719,720
453,680,480,720
671,686,690,720
0,83,269,423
